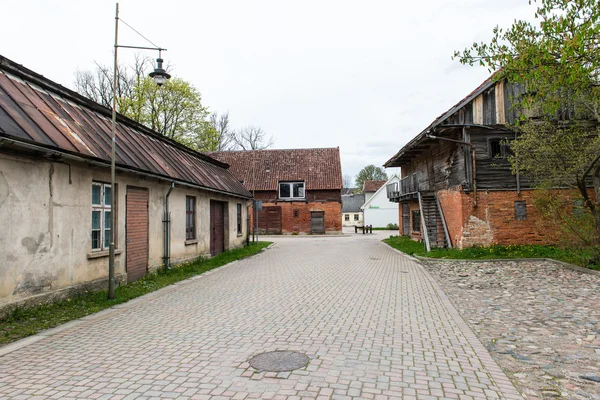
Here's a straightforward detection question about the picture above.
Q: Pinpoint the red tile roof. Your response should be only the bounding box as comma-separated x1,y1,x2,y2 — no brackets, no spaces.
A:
363,180,386,193
0,55,251,199
209,148,343,191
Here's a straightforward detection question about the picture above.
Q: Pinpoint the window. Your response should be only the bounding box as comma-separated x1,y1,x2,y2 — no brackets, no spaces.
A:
92,182,112,251
412,210,421,232
514,201,527,220
237,203,243,235
279,181,305,200
354,214,360,221
489,138,514,158
573,199,585,217
345,214,350,221
186,196,196,240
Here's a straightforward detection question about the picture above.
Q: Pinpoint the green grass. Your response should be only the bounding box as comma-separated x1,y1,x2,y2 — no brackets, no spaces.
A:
0,242,272,346
383,235,600,270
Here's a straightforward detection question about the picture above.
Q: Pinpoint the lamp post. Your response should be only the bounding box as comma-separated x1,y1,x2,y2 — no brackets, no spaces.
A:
108,2,171,299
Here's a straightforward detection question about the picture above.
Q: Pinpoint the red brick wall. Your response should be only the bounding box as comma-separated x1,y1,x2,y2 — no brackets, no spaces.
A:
437,188,465,248
250,201,342,234
437,188,595,248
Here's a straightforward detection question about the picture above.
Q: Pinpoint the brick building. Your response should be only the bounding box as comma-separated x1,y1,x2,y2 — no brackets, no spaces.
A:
209,148,343,234
384,76,593,250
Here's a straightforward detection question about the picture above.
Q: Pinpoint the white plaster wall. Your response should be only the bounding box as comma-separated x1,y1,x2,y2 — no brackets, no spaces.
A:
342,212,363,227
0,153,248,306
362,178,400,228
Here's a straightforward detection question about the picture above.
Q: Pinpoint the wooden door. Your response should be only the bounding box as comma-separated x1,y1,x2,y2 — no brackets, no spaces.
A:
257,206,282,234
126,187,149,283
210,200,225,256
310,211,325,234
402,203,410,236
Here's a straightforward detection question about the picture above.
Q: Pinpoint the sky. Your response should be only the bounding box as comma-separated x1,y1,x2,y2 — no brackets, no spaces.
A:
1,0,536,186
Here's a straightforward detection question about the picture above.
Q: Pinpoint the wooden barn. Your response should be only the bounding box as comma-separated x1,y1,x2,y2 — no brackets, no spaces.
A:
384,76,590,250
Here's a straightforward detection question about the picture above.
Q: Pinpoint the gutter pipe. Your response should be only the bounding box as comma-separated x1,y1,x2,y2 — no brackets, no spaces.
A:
163,182,175,268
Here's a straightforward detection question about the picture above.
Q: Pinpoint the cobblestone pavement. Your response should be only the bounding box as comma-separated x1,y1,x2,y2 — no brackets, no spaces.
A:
0,233,520,399
422,260,600,400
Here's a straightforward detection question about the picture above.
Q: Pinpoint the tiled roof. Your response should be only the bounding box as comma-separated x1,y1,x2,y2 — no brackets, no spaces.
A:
342,194,365,212
209,148,343,191
363,180,386,193
0,55,251,199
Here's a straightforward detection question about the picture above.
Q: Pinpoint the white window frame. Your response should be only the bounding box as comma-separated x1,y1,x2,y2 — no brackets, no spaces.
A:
92,182,112,251
278,181,305,200
345,214,350,221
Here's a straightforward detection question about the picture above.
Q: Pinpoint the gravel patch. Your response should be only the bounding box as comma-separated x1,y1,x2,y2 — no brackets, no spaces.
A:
423,260,600,400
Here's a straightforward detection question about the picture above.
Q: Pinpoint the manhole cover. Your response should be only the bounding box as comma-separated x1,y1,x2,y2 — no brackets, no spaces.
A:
249,350,309,372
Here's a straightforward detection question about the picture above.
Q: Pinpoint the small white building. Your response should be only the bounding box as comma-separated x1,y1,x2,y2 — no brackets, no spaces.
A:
341,193,364,227
361,175,400,228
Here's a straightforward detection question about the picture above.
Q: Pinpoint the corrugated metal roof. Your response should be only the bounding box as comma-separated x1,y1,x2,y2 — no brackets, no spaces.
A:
209,148,343,191
0,55,251,199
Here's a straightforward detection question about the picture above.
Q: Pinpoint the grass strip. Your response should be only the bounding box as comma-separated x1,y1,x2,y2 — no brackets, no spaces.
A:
383,235,600,270
1,242,272,346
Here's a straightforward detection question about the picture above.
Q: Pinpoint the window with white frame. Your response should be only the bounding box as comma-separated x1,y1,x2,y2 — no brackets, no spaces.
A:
278,181,305,200
92,182,112,251
354,214,360,221
345,214,350,221
186,196,196,240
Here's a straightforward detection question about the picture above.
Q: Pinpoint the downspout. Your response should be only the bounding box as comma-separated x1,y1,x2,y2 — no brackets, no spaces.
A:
163,182,175,268
515,131,520,196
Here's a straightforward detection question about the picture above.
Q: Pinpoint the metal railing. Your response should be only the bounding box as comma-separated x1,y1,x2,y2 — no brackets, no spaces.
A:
387,175,419,199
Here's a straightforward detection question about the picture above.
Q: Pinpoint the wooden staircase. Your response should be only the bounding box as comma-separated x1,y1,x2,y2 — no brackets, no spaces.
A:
418,192,452,251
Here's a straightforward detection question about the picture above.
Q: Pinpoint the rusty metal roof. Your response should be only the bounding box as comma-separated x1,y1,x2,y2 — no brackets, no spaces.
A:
0,55,251,199
209,148,343,191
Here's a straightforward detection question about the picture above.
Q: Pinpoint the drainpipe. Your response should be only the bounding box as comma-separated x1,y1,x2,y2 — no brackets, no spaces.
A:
163,182,175,268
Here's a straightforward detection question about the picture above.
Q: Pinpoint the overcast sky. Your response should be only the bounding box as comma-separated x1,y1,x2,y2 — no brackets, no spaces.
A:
2,0,535,185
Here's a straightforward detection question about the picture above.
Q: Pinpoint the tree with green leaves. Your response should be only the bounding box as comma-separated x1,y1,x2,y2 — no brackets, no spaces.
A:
75,58,218,152
454,0,600,252
355,165,388,191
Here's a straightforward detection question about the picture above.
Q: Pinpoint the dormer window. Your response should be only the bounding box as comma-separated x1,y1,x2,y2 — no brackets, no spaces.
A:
279,181,305,200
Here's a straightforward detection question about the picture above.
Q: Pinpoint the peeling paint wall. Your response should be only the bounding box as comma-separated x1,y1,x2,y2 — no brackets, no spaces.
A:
0,153,248,307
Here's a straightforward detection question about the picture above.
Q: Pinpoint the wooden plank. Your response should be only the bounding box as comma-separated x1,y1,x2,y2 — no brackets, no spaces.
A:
495,81,506,125
473,95,483,124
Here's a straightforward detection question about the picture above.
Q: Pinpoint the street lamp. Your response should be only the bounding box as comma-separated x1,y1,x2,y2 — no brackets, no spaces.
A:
108,2,171,299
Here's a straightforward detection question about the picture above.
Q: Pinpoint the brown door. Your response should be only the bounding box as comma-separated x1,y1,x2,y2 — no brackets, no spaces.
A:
310,211,325,234
126,187,149,283
402,203,410,235
257,206,282,234
210,200,225,256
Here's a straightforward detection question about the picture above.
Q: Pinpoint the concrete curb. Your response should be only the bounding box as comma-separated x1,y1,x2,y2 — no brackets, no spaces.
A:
0,244,275,357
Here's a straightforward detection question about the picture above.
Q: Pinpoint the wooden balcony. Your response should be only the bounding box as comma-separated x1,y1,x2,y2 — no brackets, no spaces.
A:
387,175,419,202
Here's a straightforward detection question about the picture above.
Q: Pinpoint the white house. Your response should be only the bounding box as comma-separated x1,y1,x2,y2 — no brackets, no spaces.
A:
361,175,400,228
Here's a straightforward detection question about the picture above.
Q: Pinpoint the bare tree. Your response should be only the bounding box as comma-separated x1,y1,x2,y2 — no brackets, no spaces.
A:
343,174,353,188
74,54,154,113
209,112,236,151
232,125,274,150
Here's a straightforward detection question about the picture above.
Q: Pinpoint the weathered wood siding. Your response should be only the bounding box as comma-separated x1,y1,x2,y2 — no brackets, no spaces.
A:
470,128,533,190
401,133,466,192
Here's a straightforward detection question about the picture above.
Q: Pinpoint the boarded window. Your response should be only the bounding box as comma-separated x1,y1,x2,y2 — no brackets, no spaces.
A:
514,201,527,220
412,210,421,232
186,196,196,240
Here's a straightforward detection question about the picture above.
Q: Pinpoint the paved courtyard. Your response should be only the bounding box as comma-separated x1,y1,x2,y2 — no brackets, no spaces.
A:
0,233,521,400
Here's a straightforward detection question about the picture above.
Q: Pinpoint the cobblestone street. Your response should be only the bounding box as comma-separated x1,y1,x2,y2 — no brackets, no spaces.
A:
1,233,520,399
422,260,600,400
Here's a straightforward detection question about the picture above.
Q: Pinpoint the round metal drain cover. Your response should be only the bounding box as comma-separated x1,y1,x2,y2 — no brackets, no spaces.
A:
249,350,309,372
